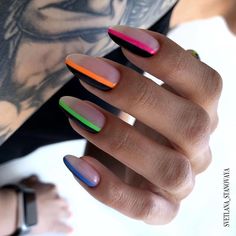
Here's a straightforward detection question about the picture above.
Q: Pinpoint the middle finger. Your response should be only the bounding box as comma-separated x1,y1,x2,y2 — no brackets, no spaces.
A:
65,54,211,158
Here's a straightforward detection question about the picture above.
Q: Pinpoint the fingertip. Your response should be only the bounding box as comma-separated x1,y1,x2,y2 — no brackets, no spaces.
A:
63,155,100,188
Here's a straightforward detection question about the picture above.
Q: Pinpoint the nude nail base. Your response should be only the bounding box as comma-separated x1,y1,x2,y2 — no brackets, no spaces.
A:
66,64,112,91
108,32,154,57
59,100,100,134
63,157,98,187
61,107,98,134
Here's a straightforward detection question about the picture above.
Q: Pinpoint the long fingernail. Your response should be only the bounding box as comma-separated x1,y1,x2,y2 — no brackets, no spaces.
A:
65,54,120,91
108,25,160,57
59,96,105,133
63,155,100,187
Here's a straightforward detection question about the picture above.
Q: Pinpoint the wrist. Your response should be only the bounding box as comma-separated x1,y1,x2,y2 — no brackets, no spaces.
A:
2,184,38,235
0,189,18,235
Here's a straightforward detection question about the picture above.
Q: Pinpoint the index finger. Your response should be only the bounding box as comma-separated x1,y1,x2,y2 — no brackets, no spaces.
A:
108,25,222,112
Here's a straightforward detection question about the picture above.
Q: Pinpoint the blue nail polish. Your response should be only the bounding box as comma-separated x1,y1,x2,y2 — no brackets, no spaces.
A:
63,157,97,187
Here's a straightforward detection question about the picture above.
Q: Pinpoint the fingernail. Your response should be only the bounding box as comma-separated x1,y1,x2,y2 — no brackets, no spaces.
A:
63,155,100,187
65,54,120,91
59,96,105,133
188,49,200,60
108,25,160,57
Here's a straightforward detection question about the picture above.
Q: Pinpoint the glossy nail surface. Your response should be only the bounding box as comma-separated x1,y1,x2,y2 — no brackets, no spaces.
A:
108,25,160,57
65,54,120,91
64,155,100,187
59,96,105,133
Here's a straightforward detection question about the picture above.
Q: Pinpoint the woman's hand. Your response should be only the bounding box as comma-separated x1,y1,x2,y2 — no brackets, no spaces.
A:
60,25,222,224
21,176,72,234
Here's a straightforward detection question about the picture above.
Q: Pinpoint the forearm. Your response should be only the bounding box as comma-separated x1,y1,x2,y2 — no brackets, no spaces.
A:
0,0,177,146
0,70,71,146
0,189,17,235
20,0,173,37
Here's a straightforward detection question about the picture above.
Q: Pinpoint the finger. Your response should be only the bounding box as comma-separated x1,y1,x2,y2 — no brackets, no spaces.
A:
65,54,211,158
59,207,72,219
44,183,58,195
108,25,223,111
64,155,179,224
161,82,218,133
134,120,212,174
53,222,73,234
27,175,39,182
59,96,194,195
56,198,70,208
20,175,39,185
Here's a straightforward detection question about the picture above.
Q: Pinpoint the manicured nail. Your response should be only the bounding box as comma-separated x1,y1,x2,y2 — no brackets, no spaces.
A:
59,96,105,133
65,54,120,91
108,25,160,57
188,49,200,60
63,155,100,187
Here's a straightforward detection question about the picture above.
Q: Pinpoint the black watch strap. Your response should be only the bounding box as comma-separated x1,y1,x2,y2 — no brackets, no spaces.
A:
1,183,38,236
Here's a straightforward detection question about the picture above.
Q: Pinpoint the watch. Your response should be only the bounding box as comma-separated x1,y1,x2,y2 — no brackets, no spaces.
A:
2,184,38,236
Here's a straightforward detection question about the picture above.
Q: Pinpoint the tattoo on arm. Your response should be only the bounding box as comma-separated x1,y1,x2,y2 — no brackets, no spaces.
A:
0,0,177,145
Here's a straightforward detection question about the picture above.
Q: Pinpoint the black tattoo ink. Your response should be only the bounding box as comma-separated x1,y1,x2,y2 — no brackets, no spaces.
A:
0,0,177,144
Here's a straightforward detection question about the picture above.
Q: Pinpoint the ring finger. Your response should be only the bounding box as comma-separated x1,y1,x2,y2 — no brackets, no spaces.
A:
59,96,194,198
65,54,211,163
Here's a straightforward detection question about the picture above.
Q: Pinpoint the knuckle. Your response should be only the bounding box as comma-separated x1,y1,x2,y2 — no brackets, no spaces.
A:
158,153,194,196
141,196,179,225
202,68,223,99
133,79,157,108
169,49,188,78
211,114,219,132
192,146,212,174
179,105,211,147
174,159,194,199
47,183,57,191
106,182,125,209
138,196,158,221
108,128,131,154
202,147,212,171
